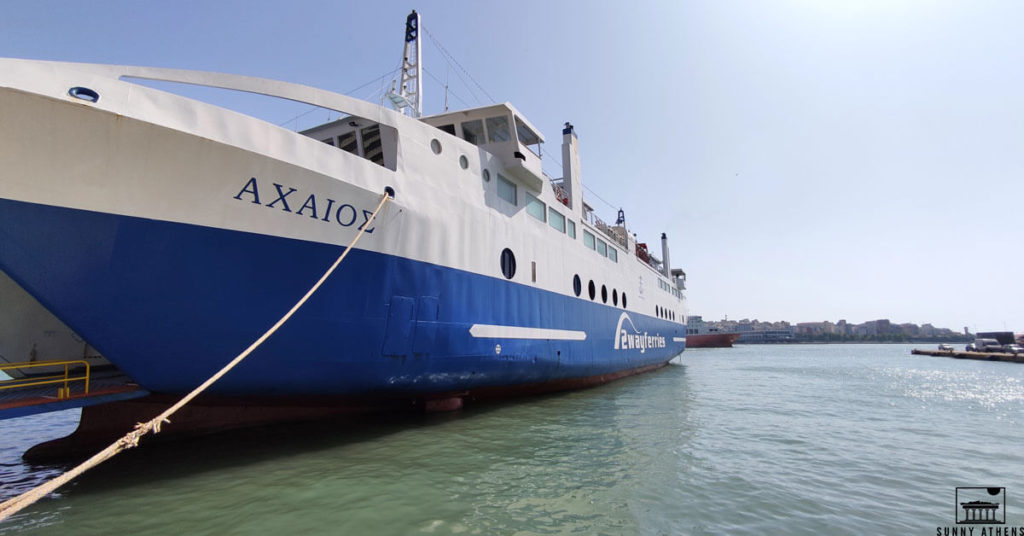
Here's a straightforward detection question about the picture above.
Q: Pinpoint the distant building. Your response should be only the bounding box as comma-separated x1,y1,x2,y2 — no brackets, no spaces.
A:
736,328,795,343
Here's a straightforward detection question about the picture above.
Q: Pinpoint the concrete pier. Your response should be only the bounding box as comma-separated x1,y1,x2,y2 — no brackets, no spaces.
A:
912,348,1024,363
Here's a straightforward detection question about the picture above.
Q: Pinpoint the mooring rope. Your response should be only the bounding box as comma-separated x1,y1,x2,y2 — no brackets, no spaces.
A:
0,191,392,523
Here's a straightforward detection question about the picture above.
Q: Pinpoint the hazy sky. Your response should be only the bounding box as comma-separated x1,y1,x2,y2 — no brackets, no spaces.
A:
3,1,1020,332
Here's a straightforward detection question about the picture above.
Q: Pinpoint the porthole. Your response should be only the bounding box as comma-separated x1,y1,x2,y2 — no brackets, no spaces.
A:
430,139,442,154
613,289,618,306
68,86,99,103
588,280,596,301
459,155,469,169
622,293,627,309
500,248,516,280
482,169,491,182
573,274,582,297
601,285,608,303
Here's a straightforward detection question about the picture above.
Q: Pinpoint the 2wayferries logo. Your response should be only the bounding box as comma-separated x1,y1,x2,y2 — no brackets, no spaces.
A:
613,312,665,354
937,487,1023,536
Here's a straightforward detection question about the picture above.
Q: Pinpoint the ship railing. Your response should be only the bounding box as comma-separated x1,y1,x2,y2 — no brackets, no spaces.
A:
0,359,91,399
549,180,570,207
583,211,629,250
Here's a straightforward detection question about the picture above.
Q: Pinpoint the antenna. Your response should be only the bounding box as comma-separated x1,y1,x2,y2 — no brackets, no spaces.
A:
387,10,422,117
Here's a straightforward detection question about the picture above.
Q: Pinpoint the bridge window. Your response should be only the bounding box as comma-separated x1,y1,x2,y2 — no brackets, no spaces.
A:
596,239,607,257
486,115,511,143
497,173,516,205
461,119,484,145
515,116,541,156
437,124,456,135
608,248,618,263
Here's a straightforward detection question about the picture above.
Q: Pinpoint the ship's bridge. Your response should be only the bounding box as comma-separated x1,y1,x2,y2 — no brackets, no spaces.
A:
421,103,545,192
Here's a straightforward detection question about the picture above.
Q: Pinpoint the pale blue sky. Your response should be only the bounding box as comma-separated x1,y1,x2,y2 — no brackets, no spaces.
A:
3,1,1020,332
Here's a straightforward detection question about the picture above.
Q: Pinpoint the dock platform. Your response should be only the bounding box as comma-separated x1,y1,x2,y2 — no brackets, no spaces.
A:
0,370,149,420
911,348,1024,363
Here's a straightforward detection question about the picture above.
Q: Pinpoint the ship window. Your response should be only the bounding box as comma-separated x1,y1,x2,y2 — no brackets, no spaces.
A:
430,138,442,154
486,115,511,143
608,248,618,263
601,285,608,303
613,289,618,306
549,208,566,233
573,274,581,297
567,220,576,239
596,239,607,257
588,280,596,300
459,155,469,169
622,293,627,308
338,131,358,154
461,119,484,145
361,125,384,166
497,174,516,205
526,193,546,222
321,138,335,146
437,124,456,135
515,116,541,155
500,248,516,280
482,169,491,182
583,230,595,250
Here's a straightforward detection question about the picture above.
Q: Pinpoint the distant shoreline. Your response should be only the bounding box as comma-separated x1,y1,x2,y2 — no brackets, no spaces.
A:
733,339,969,345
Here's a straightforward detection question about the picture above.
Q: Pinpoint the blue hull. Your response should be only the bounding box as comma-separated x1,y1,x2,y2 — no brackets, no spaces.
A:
0,198,684,397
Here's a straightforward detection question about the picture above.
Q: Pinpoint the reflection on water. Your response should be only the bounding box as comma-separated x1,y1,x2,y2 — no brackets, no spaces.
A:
2,345,1023,535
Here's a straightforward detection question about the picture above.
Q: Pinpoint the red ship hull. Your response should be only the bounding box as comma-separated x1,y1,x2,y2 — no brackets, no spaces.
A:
686,332,741,348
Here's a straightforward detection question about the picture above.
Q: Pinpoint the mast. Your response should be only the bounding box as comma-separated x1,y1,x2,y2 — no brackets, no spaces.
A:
387,10,422,117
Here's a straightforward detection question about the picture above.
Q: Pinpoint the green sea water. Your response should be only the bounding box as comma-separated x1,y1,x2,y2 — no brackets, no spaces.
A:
2,343,1022,535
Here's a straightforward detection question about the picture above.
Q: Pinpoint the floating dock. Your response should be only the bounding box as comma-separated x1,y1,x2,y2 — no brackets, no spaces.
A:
911,348,1024,363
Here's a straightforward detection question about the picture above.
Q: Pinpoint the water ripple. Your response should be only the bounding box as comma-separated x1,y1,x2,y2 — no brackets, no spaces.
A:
2,345,1023,535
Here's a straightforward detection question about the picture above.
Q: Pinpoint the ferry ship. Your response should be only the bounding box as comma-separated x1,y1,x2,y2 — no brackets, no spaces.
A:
0,12,687,410
685,316,741,348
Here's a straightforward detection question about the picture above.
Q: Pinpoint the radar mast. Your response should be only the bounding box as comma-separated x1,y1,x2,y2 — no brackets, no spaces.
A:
387,10,422,117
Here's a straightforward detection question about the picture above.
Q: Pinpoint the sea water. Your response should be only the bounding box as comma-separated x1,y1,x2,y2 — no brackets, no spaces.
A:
1,343,1022,535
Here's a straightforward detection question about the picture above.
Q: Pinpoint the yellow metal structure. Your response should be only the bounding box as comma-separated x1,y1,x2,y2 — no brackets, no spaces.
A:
0,360,91,399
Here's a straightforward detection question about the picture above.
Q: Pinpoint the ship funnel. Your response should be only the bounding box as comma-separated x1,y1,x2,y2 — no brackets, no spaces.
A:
661,232,671,277
560,122,581,211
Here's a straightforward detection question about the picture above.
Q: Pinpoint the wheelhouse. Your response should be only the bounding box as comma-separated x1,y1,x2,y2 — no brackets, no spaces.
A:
421,103,545,192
